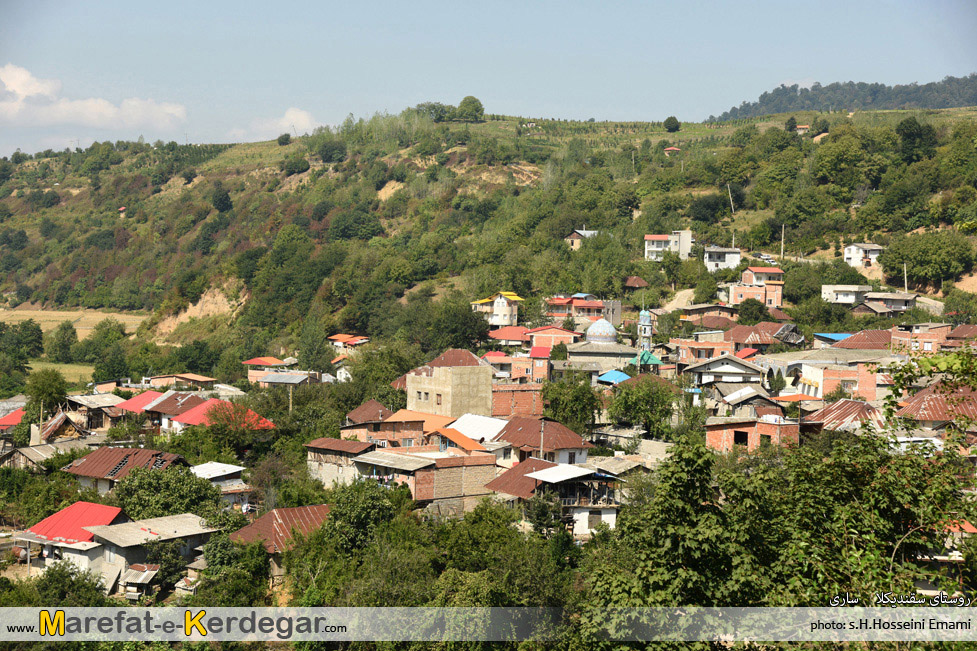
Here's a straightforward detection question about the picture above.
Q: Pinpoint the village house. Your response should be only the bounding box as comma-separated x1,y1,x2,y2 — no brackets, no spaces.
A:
257,371,321,389
564,228,598,250
723,322,805,353
726,266,785,308
623,275,649,292
844,242,884,268
671,330,735,367
306,438,375,486
0,439,95,473
493,416,593,467
864,292,917,313
230,505,331,586
832,328,893,350
241,356,288,383
890,322,952,353
751,347,898,400
644,229,694,261
896,383,977,436
114,390,164,420
813,333,853,348
805,399,886,433
405,349,494,418
0,406,24,436
487,326,530,347
85,513,218,595
29,411,93,447
64,394,126,432
707,383,783,419
61,447,186,494
168,398,274,435
147,373,216,390
343,408,454,448
527,325,582,349
821,285,874,305
704,416,800,453
470,292,524,327
703,246,742,271
680,303,739,323
683,354,764,387
328,333,370,351
545,294,623,327
345,399,392,426
190,461,252,508
491,384,546,418
141,391,209,432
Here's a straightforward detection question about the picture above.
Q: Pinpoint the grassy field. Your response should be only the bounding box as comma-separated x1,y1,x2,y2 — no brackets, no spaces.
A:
0,308,148,338
28,361,96,384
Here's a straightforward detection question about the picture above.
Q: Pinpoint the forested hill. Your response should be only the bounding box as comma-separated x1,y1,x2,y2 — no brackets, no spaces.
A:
711,74,977,121
2,99,977,386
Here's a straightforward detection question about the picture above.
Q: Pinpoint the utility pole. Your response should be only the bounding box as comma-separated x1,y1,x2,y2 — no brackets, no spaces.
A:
288,385,294,414
904,263,908,293
780,224,785,259
727,183,735,214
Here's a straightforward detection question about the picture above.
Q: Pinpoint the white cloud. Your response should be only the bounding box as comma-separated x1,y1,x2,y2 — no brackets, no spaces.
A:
0,63,186,130
234,107,320,141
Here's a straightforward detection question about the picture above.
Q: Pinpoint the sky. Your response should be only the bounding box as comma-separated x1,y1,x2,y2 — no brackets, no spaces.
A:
2,0,976,155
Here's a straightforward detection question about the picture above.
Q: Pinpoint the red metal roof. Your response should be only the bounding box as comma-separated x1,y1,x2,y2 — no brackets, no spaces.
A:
488,326,530,342
485,457,556,499
172,399,274,429
746,266,783,274
735,348,759,359
242,356,284,366
896,383,977,423
482,351,508,358
345,399,392,424
832,329,892,350
29,501,123,544
949,324,977,340
115,391,163,414
230,504,331,554
529,346,551,359
62,447,184,481
304,438,374,454
806,399,885,430
496,417,593,452
0,407,24,429
768,307,793,322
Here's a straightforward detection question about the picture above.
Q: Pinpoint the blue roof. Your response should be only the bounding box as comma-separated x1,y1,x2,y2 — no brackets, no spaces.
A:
596,370,631,385
571,292,591,299
814,333,853,341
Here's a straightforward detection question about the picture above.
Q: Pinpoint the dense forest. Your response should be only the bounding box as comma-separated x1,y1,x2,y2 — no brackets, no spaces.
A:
712,73,977,121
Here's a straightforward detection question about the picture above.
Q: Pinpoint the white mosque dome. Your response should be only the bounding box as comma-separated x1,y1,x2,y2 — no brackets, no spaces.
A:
586,318,618,344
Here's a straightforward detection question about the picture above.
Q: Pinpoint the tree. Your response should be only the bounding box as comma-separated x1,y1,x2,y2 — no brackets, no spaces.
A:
737,298,770,325
44,321,77,363
607,375,677,439
326,479,396,553
211,181,232,213
24,368,67,417
115,467,222,520
525,489,562,537
456,96,485,122
896,116,938,163
542,373,601,435
880,231,974,289
144,538,187,590
93,342,129,382
277,133,291,146
693,273,718,304
769,370,786,394
0,561,108,606
784,116,797,132
663,116,680,133
317,139,347,163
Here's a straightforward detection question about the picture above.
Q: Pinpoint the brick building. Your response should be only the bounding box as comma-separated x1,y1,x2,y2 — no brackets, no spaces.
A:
705,417,800,453
405,349,494,418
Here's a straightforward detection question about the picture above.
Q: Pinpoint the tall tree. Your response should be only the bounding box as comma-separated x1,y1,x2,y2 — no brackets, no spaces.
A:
456,96,485,122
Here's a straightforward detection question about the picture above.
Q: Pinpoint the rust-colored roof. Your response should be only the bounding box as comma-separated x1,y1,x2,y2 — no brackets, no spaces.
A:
485,457,556,499
423,349,485,368
390,374,407,390
304,438,374,454
618,373,683,395
230,504,331,554
949,325,977,340
384,409,455,432
488,326,530,342
62,447,184,481
496,417,593,452
430,428,486,451
747,266,784,274
624,276,649,288
345,399,392,424
896,383,977,423
806,399,885,431
692,315,735,329
768,307,793,322
644,234,670,241
724,325,777,346
242,356,284,366
143,392,209,416
832,329,892,350
40,411,86,442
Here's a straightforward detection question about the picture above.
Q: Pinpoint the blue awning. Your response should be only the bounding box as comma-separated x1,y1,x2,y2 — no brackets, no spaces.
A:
596,370,631,385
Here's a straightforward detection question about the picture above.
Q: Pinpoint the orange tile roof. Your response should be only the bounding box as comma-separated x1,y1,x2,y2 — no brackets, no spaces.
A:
431,428,486,451
384,409,455,432
242,356,284,366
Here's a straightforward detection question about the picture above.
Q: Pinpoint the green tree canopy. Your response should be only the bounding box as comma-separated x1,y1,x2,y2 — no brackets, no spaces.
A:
115,467,222,520
456,96,485,122
736,298,771,325
663,116,680,133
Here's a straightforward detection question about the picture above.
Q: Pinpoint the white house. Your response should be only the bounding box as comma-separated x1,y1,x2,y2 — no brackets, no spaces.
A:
844,243,884,268
703,246,742,271
645,229,694,261
683,354,764,387
821,285,873,305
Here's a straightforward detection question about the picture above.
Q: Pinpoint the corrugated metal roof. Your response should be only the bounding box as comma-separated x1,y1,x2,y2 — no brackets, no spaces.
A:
596,370,631,385
485,457,556,499
0,407,24,429
422,349,486,368
383,409,455,431
190,461,245,480
449,414,508,442
28,501,123,544
62,447,184,481
353,450,436,472
806,399,885,431
529,346,551,359
142,391,209,416
525,464,595,483
172,399,274,429
304,438,374,454
115,391,164,414
488,326,530,342
345,399,392,425
896,383,977,423
832,329,893,350
66,394,125,409
86,513,217,547
259,372,312,385
496,417,593,452
430,428,486,451
121,564,159,585
230,504,331,554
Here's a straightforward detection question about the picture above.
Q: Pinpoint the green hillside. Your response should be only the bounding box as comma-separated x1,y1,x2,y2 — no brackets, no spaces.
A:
1,102,977,386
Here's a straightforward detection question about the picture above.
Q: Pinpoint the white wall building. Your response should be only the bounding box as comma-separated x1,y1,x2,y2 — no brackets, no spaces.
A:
844,243,884,268
821,285,873,305
703,246,742,271
645,229,694,261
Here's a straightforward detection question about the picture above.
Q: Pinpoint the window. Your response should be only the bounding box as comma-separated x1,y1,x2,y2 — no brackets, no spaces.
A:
733,431,749,446
568,452,576,464
924,342,932,352
104,545,116,563
759,434,772,449
502,448,511,460
544,452,555,462
424,392,429,400
912,341,920,350
767,299,773,305
436,393,442,406
416,391,422,400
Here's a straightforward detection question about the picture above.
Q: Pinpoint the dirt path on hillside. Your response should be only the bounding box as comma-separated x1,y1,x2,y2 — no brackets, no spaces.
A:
662,288,695,311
